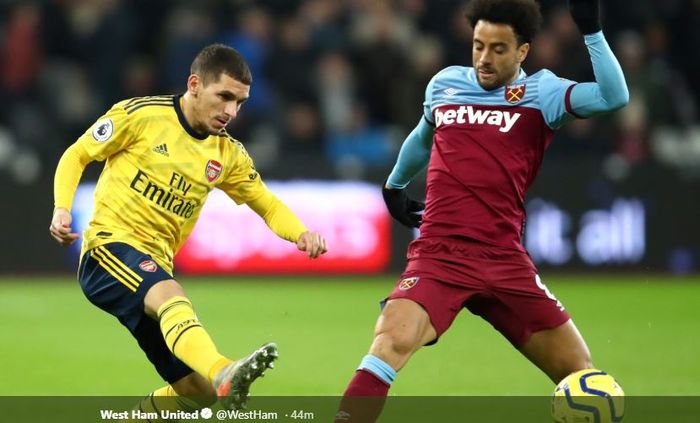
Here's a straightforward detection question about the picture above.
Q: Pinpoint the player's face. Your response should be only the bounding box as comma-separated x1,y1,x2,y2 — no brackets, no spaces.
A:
472,20,530,90
189,73,250,135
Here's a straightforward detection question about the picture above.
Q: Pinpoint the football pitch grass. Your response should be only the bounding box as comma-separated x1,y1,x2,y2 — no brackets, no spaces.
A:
1,274,698,396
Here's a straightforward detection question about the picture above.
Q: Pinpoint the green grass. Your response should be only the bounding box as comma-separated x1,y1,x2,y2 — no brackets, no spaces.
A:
0,275,698,396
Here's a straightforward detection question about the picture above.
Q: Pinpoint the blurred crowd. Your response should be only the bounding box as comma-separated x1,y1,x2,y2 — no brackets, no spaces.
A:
0,0,698,184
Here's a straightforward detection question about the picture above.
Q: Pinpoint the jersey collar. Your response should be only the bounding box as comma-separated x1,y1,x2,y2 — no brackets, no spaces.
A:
173,94,209,140
513,68,528,83
467,67,528,88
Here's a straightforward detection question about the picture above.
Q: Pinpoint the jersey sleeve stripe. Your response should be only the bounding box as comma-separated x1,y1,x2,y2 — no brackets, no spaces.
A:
92,249,139,291
124,98,173,110
96,246,144,283
125,101,174,114
124,95,174,108
564,83,583,118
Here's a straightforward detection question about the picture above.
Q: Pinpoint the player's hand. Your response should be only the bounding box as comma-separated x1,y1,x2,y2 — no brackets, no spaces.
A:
296,231,328,259
382,183,424,228
49,207,80,246
568,0,601,35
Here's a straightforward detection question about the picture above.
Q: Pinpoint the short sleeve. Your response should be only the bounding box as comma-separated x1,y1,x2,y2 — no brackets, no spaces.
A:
217,140,267,205
75,102,137,161
538,70,579,129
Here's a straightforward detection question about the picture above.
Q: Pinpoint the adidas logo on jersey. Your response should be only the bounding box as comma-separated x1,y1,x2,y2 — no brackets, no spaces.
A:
152,144,169,156
434,106,521,133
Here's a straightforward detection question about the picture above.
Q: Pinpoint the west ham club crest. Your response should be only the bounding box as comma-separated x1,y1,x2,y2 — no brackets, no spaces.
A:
505,83,526,104
399,276,420,290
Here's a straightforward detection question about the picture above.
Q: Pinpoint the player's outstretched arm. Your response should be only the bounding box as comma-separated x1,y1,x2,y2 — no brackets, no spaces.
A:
50,143,92,246
566,0,629,117
246,190,328,259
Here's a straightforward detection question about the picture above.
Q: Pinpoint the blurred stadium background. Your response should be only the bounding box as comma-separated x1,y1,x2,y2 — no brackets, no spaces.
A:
0,0,698,399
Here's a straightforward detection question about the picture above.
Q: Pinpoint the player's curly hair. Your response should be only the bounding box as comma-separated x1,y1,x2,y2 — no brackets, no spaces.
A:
191,43,252,86
465,0,542,44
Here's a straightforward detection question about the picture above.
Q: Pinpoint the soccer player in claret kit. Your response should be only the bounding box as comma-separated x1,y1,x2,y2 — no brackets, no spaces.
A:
49,44,328,414
336,0,628,421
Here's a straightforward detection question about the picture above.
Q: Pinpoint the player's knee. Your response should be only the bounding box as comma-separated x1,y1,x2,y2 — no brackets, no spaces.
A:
570,347,593,371
556,351,594,383
372,330,420,361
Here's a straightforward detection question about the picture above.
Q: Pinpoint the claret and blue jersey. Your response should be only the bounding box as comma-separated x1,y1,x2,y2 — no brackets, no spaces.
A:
425,65,578,130
387,31,629,251
419,65,581,250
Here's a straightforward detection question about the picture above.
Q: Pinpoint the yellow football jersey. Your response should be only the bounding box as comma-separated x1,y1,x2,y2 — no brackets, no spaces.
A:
74,95,267,273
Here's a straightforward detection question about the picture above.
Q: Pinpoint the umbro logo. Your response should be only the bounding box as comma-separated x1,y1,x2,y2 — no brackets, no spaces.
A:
443,88,458,96
152,144,169,156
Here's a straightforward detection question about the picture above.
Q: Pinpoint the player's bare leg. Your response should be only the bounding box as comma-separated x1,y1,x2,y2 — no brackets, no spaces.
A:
336,299,437,423
369,299,437,370
518,319,593,383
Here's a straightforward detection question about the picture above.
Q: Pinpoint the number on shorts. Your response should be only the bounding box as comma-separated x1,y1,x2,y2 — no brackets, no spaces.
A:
535,274,564,310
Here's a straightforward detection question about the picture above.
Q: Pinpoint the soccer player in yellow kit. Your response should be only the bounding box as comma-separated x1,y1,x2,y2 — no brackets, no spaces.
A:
49,44,328,414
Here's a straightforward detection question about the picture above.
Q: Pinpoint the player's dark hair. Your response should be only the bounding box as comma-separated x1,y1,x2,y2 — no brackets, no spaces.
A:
191,43,252,86
465,0,542,44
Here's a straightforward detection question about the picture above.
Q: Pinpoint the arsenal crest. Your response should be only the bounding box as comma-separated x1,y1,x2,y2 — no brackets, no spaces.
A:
139,260,157,272
205,160,222,182
399,276,420,291
505,83,526,104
